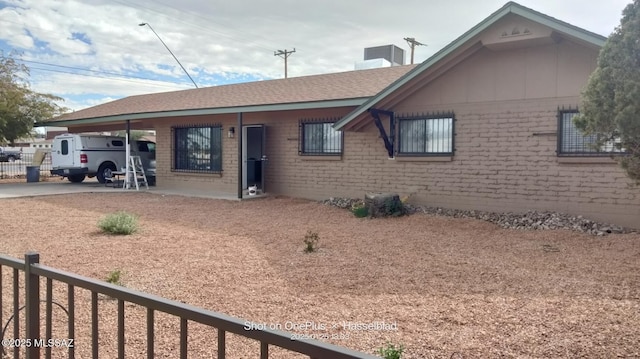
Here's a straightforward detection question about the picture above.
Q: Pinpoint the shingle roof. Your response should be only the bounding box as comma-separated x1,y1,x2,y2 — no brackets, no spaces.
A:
54,65,417,123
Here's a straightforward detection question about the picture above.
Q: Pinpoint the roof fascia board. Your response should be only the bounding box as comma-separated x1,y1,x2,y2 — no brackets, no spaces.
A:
334,2,606,131
510,6,606,47
37,98,367,127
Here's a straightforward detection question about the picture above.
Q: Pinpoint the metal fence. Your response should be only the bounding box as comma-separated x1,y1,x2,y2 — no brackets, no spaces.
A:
0,152,53,179
298,119,343,155
557,110,626,156
0,252,379,359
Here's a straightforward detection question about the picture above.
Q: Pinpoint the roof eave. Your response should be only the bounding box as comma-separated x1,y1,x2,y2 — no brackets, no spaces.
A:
333,1,606,131
510,4,606,47
37,98,369,128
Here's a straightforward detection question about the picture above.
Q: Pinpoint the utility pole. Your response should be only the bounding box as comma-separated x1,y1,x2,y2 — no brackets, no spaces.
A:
403,37,426,65
274,48,296,78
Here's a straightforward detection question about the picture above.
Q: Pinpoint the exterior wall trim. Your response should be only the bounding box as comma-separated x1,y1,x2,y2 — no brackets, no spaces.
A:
556,157,618,164
171,171,224,178
299,156,343,161
395,156,453,162
38,98,369,128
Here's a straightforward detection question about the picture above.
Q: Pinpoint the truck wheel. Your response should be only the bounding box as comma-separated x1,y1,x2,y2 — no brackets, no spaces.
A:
8,156,15,162
68,174,86,183
97,163,116,184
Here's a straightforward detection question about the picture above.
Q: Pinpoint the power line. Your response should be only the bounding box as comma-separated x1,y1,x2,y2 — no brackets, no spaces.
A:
3,1,303,81
274,49,296,79
2,2,290,77
1,17,205,84
403,37,426,65
0,18,163,57
19,59,158,82
27,66,186,89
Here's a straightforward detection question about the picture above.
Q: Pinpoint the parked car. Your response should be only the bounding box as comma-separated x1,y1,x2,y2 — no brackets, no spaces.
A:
50,134,156,184
0,147,22,162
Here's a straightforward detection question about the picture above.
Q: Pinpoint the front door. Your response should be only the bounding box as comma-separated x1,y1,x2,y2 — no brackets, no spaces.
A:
242,125,266,191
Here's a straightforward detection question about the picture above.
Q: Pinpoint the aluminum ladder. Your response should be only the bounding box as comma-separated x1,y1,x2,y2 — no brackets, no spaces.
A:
125,155,148,190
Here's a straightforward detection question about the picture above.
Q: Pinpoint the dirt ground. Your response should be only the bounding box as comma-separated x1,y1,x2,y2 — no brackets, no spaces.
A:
0,192,639,358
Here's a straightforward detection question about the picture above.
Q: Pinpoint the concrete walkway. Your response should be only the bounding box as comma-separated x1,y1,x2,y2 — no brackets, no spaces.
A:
0,180,117,198
0,180,244,201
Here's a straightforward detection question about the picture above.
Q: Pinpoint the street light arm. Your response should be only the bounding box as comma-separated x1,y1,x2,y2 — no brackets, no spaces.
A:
139,22,198,88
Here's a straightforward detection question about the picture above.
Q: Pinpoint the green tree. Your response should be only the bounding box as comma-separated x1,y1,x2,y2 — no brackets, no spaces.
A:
113,130,147,141
574,0,640,183
0,52,68,144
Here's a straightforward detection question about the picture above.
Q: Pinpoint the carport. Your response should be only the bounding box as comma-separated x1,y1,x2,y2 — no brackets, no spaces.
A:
37,107,253,199
36,117,156,190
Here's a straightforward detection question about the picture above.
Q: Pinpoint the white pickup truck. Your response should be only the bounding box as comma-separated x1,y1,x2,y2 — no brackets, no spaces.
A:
50,134,156,184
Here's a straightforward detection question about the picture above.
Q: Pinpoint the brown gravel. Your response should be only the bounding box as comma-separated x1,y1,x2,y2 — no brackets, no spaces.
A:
1,192,639,358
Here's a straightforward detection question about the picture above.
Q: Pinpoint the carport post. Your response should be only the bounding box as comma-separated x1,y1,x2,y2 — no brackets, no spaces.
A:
237,112,243,199
125,120,131,189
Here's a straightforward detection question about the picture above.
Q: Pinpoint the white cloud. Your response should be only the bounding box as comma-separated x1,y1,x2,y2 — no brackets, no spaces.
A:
0,0,631,111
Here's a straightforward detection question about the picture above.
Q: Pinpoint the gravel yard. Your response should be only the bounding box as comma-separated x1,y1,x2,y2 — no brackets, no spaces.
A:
1,192,639,358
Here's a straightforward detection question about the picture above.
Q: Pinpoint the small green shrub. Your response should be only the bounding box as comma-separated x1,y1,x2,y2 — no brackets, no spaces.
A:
303,230,319,253
352,204,369,218
105,269,123,286
377,342,404,359
98,211,138,235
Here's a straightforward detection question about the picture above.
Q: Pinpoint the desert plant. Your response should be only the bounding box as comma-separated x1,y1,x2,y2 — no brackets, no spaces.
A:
303,230,319,253
98,211,138,235
377,342,404,359
105,269,123,286
351,204,369,218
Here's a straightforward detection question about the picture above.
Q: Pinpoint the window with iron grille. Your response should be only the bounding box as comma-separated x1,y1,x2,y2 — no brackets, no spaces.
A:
398,115,454,155
172,125,223,172
557,110,625,156
299,120,343,155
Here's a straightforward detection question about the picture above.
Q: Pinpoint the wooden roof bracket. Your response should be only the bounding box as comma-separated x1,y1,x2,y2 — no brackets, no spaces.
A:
369,108,395,158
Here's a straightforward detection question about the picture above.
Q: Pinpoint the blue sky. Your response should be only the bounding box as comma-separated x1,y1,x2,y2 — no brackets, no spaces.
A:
0,0,632,112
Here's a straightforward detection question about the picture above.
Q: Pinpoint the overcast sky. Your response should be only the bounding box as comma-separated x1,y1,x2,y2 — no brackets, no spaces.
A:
0,0,632,111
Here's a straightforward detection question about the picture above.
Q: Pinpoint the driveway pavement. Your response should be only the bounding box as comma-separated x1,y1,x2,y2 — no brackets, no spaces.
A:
0,179,242,200
0,180,122,198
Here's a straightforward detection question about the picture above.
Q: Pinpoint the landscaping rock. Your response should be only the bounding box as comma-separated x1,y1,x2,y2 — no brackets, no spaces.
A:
321,197,634,236
321,197,363,209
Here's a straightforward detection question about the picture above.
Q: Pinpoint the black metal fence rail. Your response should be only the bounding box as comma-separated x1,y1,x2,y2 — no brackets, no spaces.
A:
0,252,379,359
0,152,53,179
